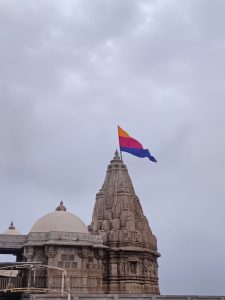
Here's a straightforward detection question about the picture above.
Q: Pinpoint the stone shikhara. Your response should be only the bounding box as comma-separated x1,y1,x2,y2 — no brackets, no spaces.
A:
89,150,160,294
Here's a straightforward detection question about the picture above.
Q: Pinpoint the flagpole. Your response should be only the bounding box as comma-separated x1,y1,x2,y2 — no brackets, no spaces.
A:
117,125,123,161
120,148,123,161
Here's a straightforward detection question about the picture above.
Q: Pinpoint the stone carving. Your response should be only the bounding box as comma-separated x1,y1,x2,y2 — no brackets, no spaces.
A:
102,220,110,231
78,247,90,258
89,151,158,250
94,249,104,260
130,261,137,274
111,218,120,230
150,259,158,279
46,245,56,258
143,258,150,277
24,246,34,261
89,151,160,294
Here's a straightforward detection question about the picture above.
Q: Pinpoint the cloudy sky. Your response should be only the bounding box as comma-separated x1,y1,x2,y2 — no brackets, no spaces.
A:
1,0,225,295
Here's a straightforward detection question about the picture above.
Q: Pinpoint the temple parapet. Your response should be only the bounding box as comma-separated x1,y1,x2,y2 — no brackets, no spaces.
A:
25,231,104,247
0,234,26,253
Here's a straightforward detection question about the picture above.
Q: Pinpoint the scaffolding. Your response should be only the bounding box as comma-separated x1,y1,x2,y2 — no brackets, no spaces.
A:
0,262,71,299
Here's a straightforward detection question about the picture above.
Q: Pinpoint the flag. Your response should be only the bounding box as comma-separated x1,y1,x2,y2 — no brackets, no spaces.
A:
118,126,157,163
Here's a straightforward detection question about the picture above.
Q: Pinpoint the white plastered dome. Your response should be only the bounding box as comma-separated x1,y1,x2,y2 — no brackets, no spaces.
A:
30,202,88,234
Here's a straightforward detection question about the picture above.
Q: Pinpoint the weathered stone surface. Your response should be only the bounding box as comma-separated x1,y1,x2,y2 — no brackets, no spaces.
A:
89,151,160,294
0,234,26,255
89,152,157,250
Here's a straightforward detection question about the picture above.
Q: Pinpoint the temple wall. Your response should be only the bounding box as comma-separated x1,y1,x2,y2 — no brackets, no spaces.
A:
22,245,104,293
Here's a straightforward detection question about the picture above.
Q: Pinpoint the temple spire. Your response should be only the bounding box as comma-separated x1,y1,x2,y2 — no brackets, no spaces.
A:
90,151,158,251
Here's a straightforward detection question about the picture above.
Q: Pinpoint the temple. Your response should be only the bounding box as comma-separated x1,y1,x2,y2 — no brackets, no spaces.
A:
0,151,160,297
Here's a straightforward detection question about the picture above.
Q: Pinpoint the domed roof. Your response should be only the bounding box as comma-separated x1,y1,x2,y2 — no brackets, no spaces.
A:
3,222,21,235
30,202,88,233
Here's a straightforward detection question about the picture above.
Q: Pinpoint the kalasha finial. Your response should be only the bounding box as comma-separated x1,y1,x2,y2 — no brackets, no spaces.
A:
9,221,15,230
109,149,123,165
55,201,67,211
113,149,120,160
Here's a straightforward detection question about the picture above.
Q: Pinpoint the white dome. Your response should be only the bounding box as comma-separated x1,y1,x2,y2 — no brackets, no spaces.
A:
3,228,21,235
30,211,88,233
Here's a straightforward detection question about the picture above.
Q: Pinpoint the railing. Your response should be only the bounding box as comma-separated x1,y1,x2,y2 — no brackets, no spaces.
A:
0,264,71,299
0,277,22,289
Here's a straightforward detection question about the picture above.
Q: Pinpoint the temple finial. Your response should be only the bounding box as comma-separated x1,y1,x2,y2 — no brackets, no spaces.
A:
55,201,67,211
113,149,120,160
9,221,15,230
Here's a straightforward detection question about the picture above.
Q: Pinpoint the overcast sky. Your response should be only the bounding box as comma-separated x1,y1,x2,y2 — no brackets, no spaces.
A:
1,0,225,296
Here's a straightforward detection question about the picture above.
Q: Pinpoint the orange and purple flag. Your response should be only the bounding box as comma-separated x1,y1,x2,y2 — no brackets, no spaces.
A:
118,126,157,163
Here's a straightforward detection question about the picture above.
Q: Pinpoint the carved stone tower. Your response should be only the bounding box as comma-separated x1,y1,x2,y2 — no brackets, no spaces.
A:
89,151,160,294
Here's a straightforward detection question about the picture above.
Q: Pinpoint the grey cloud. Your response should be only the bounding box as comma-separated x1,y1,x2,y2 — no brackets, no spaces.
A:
0,0,225,296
